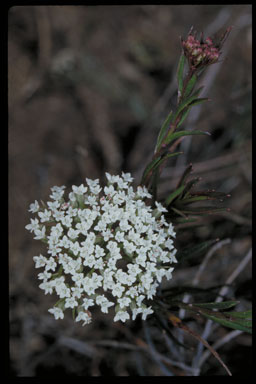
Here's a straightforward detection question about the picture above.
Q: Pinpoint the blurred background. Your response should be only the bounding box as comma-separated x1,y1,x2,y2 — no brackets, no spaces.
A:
8,5,252,376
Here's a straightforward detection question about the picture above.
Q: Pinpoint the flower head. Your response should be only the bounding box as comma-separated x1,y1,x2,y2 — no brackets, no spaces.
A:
26,173,177,325
181,26,232,69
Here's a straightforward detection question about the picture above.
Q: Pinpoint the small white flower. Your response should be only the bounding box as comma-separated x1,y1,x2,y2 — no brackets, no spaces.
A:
71,286,83,298
96,295,114,313
33,254,47,268
105,173,120,184
56,283,71,298
164,267,174,280
60,215,73,227
58,235,71,249
118,296,131,309
104,185,116,196
39,281,54,294
72,184,87,195
141,306,153,320
50,188,65,201
75,310,92,326
86,195,98,206
28,200,40,213
53,210,65,221
38,209,52,223
132,307,142,320
115,231,125,243
70,241,81,256
38,270,52,282
114,310,130,322
136,186,152,199
127,263,141,276
47,200,61,210
67,228,79,240
83,254,96,268
82,298,94,310
64,296,78,309
34,227,46,240
155,201,168,213
25,218,40,232
121,172,133,183
45,257,57,272
112,283,125,298
48,307,64,320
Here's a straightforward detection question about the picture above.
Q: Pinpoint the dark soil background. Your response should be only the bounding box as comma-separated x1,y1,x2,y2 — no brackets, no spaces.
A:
8,5,252,376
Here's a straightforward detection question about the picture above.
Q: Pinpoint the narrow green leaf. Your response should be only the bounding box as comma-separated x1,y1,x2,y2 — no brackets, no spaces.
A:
142,152,182,185
165,184,186,206
197,311,252,334
155,110,173,153
176,106,191,129
170,206,188,218
179,195,210,204
174,91,208,121
225,317,252,328
192,190,231,200
179,206,228,215
176,163,193,189
150,168,159,202
193,301,239,310
187,97,209,109
174,217,198,224
177,54,186,92
173,302,252,334
183,177,202,197
226,309,252,319
176,239,218,262
141,156,161,184
164,129,210,147
183,73,197,98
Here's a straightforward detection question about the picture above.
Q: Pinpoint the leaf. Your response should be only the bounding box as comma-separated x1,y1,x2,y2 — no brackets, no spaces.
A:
176,163,193,189
176,107,191,129
178,206,228,215
193,301,239,310
177,54,186,92
183,73,198,98
174,302,252,334
178,195,210,204
192,190,231,200
141,156,161,184
170,206,188,218
182,177,202,197
176,238,219,262
173,93,209,122
150,168,159,202
164,129,211,148
155,110,173,153
188,97,209,109
165,184,186,206
197,310,252,334
226,309,252,319
142,152,182,185
176,88,205,129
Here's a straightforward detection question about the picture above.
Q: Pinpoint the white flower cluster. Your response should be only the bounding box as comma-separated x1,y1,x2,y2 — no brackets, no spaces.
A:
26,172,177,326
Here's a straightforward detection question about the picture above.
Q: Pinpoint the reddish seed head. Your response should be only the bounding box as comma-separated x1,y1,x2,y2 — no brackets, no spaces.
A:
181,27,230,69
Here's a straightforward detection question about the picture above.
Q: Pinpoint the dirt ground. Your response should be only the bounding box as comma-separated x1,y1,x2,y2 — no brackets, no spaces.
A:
8,5,252,376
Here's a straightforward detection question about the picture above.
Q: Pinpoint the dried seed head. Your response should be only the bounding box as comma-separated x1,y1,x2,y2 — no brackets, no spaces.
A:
181,27,231,70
